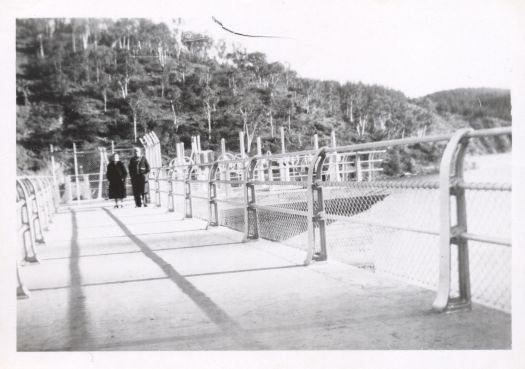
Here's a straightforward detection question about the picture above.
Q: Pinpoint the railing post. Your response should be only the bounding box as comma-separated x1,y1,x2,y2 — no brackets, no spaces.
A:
16,179,39,262
433,128,473,312
208,162,219,226
305,148,328,265
97,147,104,200
239,131,246,159
256,136,264,181
155,168,161,207
73,143,80,204
17,265,31,299
167,167,175,212
50,144,60,207
329,131,340,182
24,179,45,244
185,164,193,218
356,152,363,182
243,157,259,241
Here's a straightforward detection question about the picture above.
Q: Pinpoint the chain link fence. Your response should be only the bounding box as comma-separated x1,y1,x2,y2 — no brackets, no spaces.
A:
148,128,511,313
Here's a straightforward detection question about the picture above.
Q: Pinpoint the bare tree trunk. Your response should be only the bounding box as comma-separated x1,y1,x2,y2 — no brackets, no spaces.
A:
269,111,274,138
205,101,212,141
85,62,90,83
133,112,137,143
38,35,45,58
170,100,177,130
102,89,107,112
72,31,76,52
305,94,310,114
350,100,354,123
82,29,90,50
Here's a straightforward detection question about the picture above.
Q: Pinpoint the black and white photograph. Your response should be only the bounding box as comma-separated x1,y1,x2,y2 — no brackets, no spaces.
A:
2,0,525,368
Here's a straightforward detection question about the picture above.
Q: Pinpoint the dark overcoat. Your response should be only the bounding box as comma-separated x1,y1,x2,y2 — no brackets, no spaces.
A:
106,161,128,199
128,156,150,194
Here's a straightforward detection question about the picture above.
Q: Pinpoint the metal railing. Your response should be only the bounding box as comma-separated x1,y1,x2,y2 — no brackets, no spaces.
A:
147,127,512,313
16,176,58,299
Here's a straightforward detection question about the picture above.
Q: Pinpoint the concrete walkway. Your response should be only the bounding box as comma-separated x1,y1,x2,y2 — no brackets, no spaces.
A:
17,201,511,350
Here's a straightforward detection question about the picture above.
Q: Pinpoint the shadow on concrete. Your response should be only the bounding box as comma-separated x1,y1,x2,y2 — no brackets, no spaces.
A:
102,207,267,349
29,264,304,292
65,209,90,350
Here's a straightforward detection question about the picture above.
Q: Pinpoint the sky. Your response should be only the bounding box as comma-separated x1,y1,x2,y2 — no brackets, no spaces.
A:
172,0,515,97
6,0,517,97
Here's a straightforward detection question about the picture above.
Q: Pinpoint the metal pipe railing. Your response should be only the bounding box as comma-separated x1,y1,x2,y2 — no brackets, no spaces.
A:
16,176,59,299
150,127,512,312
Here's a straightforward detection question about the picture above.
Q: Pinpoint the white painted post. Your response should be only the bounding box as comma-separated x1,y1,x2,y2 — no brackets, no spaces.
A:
73,143,80,204
313,134,319,150
111,140,115,154
220,138,228,196
280,127,288,181
239,131,246,159
330,131,339,181
221,138,226,158
49,145,60,207
280,127,286,154
257,136,264,180
97,147,104,199
356,153,363,182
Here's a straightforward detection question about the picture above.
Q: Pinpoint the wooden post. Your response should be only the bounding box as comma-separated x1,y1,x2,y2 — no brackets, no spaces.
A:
280,127,286,154
356,153,363,182
97,147,104,199
313,134,319,150
73,143,80,204
279,127,288,181
221,138,226,158
257,136,264,180
49,144,59,206
329,131,339,181
239,131,246,159
111,140,115,154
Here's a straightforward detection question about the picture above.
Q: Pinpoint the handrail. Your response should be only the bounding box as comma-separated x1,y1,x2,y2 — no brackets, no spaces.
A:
16,176,59,299
142,127,512,312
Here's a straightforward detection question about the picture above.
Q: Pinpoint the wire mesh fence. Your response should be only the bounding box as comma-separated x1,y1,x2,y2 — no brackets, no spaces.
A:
135,128,512,313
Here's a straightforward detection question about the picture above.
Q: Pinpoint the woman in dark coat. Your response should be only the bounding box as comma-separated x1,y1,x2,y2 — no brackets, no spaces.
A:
106,153,128,208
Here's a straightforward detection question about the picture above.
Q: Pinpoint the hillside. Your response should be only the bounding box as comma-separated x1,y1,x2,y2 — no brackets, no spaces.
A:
16,18,512,174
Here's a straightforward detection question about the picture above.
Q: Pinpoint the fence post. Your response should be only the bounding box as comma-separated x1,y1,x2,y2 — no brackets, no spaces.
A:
16,179,39,263
356,153,363,182
243,157,259,241
305,148,328,265
97,147,104,200
208,162,219,226
73,143,80,204
155,168,161,207
279,127,288,181
49,144,60,208
17,266,31,299
256,136,264,180
185,164,193,218
239,131,246,159
433,128,473,312
329,131,340,182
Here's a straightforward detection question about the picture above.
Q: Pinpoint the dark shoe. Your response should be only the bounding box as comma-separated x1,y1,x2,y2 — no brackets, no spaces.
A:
143,203,148,207
114,205,118,208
